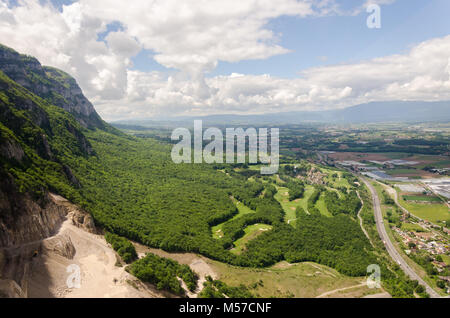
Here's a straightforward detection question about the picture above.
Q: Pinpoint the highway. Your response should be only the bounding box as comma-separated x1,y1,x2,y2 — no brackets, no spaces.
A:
361,177,441,298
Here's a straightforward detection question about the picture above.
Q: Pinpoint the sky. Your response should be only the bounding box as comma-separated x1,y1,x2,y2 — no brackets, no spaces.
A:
1,0,450,121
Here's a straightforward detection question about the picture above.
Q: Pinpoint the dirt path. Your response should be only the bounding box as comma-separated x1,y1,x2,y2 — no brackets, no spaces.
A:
356,190,374,247
315,282,366,298
309,263,336,278
287,218,298,224
363,292,392,298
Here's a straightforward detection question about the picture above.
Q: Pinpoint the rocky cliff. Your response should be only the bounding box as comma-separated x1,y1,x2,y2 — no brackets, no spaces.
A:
0,182,97,297
0,44,104,297
0,173,67,248
0,44,104,129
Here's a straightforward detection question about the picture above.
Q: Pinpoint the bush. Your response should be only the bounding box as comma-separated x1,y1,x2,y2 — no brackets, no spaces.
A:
127,253,198,295
105,232,138,263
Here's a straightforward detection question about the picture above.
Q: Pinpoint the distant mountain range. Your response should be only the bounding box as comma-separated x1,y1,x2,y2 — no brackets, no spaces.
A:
113,101,450,127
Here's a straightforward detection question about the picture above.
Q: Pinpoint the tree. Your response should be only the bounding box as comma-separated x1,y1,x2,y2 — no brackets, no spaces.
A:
437,280,446,289
415,285,425,293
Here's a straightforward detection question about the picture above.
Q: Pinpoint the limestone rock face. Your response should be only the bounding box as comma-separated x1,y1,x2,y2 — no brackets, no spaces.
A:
0,74,95,157
0,191,67,248
69,210,97,234
42,235,76,260
0,190,96,298
0,138,25,162
0,44,104,129
0,279,26,298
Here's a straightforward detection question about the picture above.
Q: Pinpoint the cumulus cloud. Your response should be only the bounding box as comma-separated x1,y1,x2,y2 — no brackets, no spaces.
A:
98,35,450,120
1,0,448,121
0,0,141,100
0,0,316,107
81,0,316,74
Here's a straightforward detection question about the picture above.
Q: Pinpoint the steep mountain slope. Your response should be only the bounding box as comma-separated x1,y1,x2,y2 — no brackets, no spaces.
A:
0,68,94,194
0,51,104,296
0,44,105,129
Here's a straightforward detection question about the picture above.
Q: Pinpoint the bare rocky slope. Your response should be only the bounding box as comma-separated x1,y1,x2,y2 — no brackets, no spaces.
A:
0,192,162,298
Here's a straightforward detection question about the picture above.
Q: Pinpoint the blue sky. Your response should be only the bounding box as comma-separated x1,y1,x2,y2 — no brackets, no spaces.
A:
10,0,450,78
2,0,450,119
128,0,450,78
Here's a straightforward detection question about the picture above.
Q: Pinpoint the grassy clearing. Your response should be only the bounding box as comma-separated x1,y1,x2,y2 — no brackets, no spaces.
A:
316,193,332,217
440,254,450,266
212,198,256,239
231,224,272,255
322,170,351,189
274,184,315,222
207,260,378,298
401,223,426,232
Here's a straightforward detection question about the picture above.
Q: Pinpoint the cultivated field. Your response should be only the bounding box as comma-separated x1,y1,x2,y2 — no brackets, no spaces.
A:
402,195,442,202
397,190,449,225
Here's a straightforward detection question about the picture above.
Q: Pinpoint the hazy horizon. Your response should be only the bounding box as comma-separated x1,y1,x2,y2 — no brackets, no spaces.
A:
1,0,450,121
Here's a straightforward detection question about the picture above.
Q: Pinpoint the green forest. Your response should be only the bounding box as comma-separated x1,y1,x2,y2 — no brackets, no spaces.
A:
105,232,138,263
127,253,198,295
0,61,428,297
199,276,254,298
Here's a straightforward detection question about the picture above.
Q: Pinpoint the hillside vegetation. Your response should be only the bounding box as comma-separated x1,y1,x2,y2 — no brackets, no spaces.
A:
0,44,426,297
0,64,376,276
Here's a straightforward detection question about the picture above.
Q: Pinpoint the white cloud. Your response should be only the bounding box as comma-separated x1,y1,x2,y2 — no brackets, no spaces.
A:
0,0,316,105
97,35,450,120
0,0,138,100
1,0,448,121
80,0,315,74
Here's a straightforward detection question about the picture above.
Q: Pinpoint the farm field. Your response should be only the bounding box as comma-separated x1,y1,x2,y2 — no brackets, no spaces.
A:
402,195,442,202
409,155,450,169
329,152,401,162
386,168,435,179
397,190,449,225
